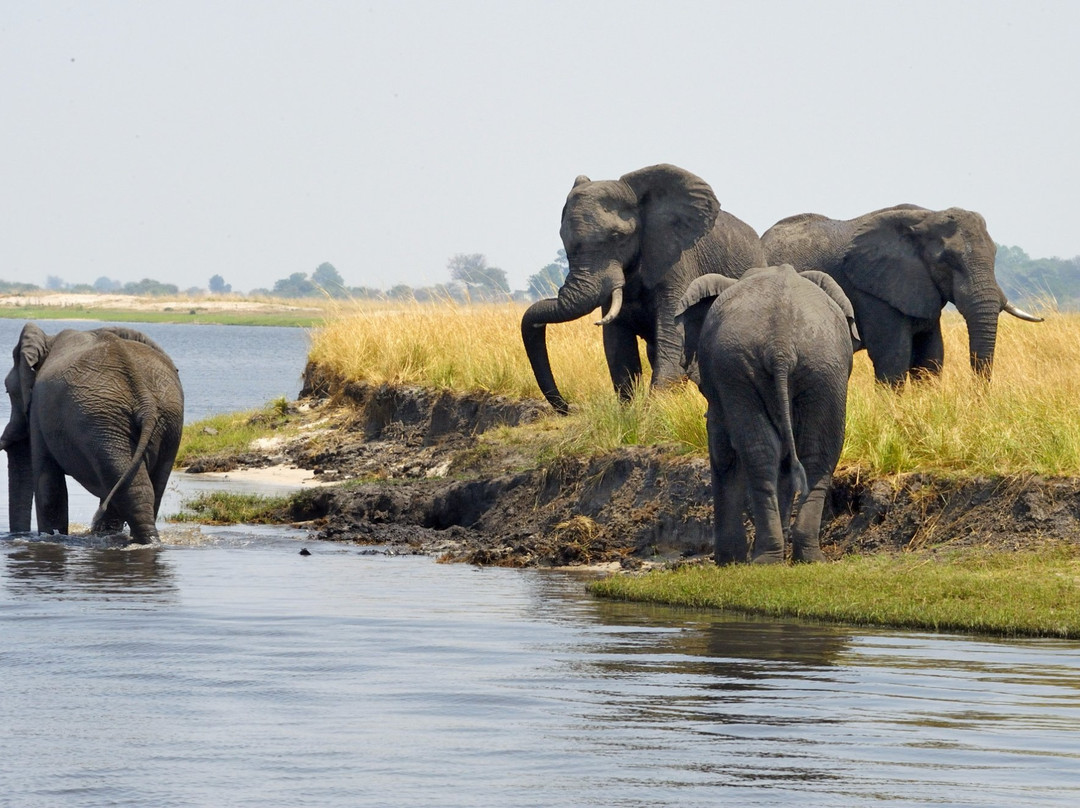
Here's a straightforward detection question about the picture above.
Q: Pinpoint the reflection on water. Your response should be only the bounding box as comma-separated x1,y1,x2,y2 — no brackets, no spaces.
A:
4,540,175,603
3,536,1080,806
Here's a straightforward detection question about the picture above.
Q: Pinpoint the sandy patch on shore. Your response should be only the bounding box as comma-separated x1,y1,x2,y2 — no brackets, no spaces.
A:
186,465,332,488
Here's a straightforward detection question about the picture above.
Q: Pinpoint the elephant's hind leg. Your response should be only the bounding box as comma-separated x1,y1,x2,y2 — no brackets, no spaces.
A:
104,465,160,544
790,475,830,564
708,409,747,564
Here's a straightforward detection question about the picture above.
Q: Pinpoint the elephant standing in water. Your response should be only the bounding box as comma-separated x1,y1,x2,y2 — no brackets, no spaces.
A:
0,324,184,543
761,205,1041,384
676,265,856,565
522,163,765,413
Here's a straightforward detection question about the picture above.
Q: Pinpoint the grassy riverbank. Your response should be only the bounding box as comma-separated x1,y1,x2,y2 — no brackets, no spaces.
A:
0,294,326,328
175,299,1080,637
589,544,1080,638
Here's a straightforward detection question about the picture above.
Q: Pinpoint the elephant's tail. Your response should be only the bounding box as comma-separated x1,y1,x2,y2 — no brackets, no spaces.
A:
773,361,809,505
92,403,159,531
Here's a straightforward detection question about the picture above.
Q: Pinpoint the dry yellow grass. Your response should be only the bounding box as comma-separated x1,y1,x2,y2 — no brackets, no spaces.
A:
307,299,1077,476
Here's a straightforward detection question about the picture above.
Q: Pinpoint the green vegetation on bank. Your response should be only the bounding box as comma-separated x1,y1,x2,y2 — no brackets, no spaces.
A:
0,305,322,328
169,492,297,524
589,545,1080,638
176,398,294,467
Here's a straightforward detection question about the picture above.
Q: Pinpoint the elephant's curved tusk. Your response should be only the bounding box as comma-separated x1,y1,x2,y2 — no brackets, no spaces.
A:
1003,301,1044,322
595,287,624,326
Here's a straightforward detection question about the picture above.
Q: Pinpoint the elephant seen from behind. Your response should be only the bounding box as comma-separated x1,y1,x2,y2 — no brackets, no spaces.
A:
676,265,856,564
522,163,765,413
761,205,1041,385
0,323,184,543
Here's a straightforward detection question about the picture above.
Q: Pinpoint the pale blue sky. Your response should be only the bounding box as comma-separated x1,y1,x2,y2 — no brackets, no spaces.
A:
2,1,1077,293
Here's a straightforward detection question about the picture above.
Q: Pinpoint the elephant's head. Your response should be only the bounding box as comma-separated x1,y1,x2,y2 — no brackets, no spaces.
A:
843,207,1040,379
674,266,861,374
0,323,50,532
674,272,738,375
521,164,721,413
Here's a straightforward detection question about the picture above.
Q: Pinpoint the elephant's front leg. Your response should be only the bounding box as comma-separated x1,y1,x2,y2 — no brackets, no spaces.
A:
602,321,643,401
854,294,916,385
649,295,689,388
33,455,69,535
910,322,945,379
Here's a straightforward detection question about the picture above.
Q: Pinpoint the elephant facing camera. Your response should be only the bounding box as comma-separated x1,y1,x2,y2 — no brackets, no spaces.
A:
521,163,765,414
675,265,854,565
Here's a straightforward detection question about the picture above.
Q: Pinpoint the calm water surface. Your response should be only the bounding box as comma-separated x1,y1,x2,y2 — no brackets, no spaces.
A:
2,534,1080,806
2,320,1080,805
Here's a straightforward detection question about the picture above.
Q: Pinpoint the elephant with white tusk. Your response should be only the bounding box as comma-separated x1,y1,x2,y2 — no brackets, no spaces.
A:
761,205,1041,385
521,163,765,414
0,324,184,543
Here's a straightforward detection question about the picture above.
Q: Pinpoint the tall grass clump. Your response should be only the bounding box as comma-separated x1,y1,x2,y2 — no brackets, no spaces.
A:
307,298,1080,475
549,381,708,456
843,308,1080,476
307,298,612,399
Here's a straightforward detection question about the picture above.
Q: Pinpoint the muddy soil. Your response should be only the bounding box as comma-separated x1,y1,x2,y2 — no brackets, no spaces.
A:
182,369,1080,567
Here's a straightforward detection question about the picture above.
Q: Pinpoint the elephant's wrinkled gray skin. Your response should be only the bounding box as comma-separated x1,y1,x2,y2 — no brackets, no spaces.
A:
522,163,765,413
0,324,184,543
676,265,855,565
760,205,1041,384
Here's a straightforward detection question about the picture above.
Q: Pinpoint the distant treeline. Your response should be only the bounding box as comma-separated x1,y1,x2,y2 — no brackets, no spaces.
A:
3,246,1077,309
994,246,1080,309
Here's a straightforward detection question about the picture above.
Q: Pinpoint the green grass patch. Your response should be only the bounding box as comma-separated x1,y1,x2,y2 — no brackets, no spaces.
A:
589,546,1080,638
168,491,295,524
0,305,322,328
177,398,294,467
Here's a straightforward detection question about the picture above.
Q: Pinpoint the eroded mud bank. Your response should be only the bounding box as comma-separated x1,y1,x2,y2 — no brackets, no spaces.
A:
182,366,1080,566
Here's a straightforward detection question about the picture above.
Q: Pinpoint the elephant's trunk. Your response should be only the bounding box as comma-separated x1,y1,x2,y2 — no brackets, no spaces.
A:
4,439,33,533
521,263,625,414
961,296,1005,379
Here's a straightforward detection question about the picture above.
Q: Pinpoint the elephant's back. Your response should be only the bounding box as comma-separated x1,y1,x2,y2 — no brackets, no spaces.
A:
701,208,767,277
761,213,851,272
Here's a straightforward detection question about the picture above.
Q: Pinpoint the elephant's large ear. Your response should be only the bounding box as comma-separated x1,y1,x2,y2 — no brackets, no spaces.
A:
621,164,721,289
15,323,48,418
674,274,738,372
800,270,862,351
842,209,943,320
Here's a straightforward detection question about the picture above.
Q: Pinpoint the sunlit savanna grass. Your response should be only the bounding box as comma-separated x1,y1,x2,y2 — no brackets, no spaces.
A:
307,298,1078,476
589,544,1080,638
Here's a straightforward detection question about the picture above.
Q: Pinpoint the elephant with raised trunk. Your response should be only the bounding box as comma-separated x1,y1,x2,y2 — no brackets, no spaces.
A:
0,324,184,543
761,205,1041,385
522,163,765,413
676,265,856,565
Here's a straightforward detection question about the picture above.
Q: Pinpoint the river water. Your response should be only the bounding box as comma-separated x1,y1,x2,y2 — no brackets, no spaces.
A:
2,319,1080,806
